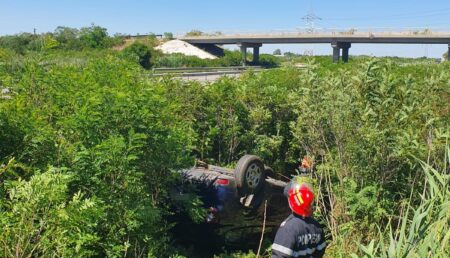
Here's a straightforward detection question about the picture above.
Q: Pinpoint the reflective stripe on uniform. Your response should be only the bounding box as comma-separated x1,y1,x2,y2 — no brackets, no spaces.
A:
272,243,294,256
316,241,327,251
273,243,327,257
293,248,315,256
292,242,327,257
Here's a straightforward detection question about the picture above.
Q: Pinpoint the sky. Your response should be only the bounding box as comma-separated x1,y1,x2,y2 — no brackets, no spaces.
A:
1,0,449,58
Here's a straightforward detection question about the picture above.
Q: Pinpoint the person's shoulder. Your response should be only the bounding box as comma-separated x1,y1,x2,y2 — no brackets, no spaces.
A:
279,214,295,228
280,214,312,232
286,214,312,230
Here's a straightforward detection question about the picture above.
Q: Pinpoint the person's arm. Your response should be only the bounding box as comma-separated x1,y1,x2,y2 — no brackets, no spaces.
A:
272,224,296,258
312,230,327,258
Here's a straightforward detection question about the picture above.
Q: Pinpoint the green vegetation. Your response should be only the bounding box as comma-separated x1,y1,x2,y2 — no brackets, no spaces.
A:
353,157,449,258
0,57,197,256
0,25,124,54
120,42,152,69
164,32,174,40
185,30,204,37
154,50,241,68
0,26,280,69
154,51,279,68
0,26,449,257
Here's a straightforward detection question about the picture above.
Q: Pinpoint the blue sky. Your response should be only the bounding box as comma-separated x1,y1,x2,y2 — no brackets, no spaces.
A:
1,0,449,57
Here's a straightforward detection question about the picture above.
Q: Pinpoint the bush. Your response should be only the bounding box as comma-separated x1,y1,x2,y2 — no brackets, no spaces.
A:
0,57,195,256
164,32,174,40
185,30,203,37
154,53,209,67
258,54,280,67
0,167,102,257
120,42,152,69
0,33,34,54
54,26,81,49
79,24,110,49
0,25,122,53
353,151,450,257
154,50,243,68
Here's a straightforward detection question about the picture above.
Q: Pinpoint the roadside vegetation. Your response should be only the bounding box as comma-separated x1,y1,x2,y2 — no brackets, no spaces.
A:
0,26,449,257
0,26,279,70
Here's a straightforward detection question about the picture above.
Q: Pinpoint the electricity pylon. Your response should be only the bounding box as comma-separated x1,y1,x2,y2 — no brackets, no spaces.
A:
302,7,321,33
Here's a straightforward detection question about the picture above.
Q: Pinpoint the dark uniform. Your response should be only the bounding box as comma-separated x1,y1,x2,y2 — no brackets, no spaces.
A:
272,214,326,258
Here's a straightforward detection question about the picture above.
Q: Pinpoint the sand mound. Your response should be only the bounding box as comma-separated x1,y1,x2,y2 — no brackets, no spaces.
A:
155,40,217,59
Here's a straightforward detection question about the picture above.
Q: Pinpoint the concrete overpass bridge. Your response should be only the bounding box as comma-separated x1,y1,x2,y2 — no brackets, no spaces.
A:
180,31,450,63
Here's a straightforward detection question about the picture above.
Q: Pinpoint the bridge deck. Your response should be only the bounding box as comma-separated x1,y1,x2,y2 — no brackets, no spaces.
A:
180,32,450,63
182,32,450,44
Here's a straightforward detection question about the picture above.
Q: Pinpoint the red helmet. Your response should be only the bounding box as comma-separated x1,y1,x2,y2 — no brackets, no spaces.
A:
286,177,315,217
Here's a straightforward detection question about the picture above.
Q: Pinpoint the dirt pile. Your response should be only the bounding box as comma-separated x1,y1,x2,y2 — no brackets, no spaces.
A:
155,40,218,59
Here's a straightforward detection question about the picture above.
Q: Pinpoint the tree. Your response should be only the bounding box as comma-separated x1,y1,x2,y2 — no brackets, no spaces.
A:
283,51,298,57
121,42,152,69
27,34,60,51
0,33,34,54
185,30,203,37
164,32,174,40
53,26,82,49
273,49,282,55
79,24,109,49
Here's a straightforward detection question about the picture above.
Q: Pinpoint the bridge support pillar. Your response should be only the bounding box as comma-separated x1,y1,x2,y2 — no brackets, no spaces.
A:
253,47,260,64
341,43,351,63
331,42,351,63
448,45,450,61
238,43,263,66
332,45,340,63
240,45,247,66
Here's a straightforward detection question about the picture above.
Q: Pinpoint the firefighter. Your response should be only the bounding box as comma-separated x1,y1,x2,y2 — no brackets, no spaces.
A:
272,173,326,258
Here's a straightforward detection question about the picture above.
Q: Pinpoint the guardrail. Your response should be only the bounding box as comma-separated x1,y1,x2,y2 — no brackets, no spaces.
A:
152,70,246,77
152,66,262,74
150,66,265,81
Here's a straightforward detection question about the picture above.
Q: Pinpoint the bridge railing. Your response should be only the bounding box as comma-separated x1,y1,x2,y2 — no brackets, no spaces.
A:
177,27,450,38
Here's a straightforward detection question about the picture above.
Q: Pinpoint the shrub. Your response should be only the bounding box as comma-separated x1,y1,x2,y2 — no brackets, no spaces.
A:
258,54,280,67
185,30,203,37
0,167,102,257
54,26,81,49
164,32,174,40
79,24,109,49
120,42,152,69
0,57,195,256
0,33,34,54
353,150,450,257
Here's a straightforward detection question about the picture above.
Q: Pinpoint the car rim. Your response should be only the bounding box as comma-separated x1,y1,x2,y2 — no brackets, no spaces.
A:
245,163,261,189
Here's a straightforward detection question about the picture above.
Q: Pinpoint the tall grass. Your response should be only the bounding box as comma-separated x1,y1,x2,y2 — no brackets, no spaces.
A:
353,147,450,258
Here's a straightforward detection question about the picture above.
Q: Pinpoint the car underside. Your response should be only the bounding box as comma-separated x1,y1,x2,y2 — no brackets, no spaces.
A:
172,155,292,256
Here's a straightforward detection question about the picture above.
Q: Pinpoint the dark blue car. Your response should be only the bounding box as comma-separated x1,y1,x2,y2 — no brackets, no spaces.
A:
176,155,291,253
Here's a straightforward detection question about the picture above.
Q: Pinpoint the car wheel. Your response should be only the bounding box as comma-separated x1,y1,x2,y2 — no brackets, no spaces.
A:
264,165,275,177
234,155,265,196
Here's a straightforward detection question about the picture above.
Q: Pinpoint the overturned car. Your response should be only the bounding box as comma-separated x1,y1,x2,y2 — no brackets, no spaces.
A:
173,155,293,254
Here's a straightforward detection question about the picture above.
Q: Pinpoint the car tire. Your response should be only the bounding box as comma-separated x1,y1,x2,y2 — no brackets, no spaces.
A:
264,165,275,178
234,155,265,196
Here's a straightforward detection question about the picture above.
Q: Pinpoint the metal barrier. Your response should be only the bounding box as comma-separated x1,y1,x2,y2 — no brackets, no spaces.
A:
152,66,262,73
